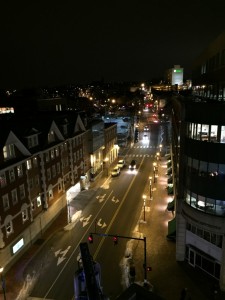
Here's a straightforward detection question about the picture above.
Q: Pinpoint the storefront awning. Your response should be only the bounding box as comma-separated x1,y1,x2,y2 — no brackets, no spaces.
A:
167,217,176,240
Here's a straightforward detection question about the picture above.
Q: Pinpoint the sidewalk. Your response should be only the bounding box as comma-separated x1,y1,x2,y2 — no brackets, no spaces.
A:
3,155,225,300
130,156,225,300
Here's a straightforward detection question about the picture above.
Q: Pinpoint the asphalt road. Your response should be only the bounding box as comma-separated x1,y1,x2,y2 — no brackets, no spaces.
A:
28,115,165,300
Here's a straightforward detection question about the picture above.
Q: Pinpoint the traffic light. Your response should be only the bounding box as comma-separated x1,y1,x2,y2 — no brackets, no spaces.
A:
88,234,93,244
113,235,118,245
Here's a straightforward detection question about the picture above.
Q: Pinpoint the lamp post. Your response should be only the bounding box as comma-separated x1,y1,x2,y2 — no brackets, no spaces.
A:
149,176,152,199
142,194,146,222
0,267,6,300
153,162,157,183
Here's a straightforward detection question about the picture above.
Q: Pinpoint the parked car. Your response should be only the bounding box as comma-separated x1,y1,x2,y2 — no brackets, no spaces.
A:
111,166,120,177
117,159,125,169
129,160,136,170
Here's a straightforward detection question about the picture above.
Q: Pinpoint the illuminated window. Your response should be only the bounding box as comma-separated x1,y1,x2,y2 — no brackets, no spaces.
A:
26,159,32,170
51,149,55,159
3,144,15,160
55,147,59,157
37,196,42,207
48,130,55,143
17,165,23,177
33,157,38,167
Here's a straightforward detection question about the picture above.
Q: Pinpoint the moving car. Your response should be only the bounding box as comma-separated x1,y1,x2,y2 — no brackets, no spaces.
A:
129,160,136,170
111,166,120,177
117,159,125,169
144,125,149,131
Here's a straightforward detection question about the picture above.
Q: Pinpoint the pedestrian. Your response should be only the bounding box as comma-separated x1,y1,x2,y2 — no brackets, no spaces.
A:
180,287,187,300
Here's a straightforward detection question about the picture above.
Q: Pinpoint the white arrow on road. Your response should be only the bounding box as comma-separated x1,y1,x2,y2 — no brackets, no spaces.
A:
80,214,92,227
96,194,106,203
97,218,107,228
55,246,71,266
111,196,119,203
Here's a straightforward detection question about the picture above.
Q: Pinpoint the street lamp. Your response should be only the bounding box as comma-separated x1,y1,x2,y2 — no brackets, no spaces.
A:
149,176,152,199
0,266,6,300
153,162,157,183
142,194,147,222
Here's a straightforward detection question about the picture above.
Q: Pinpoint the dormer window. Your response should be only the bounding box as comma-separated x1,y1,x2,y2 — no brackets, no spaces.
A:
27,134,38,148
3,144,15,160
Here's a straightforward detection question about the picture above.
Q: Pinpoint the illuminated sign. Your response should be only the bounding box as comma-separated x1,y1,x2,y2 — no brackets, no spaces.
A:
12,238,24,254
174,69,182,73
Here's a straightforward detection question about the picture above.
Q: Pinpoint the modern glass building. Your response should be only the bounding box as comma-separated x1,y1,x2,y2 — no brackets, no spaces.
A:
172,30,225,291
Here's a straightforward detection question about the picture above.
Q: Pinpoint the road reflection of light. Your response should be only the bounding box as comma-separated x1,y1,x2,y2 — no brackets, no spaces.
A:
142,138,149,144
127,169,138,175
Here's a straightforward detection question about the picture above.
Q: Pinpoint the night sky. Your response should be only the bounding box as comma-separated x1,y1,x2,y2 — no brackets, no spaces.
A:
1,1,225,89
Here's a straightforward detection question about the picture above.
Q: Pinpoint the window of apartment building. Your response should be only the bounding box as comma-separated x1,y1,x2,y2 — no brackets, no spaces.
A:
33,157,38,167
6,219,13,236
47,168,51,181
52,165,56,178
51,149,55,159
9,168,15,182
35,175,39,186
3,144,15,160
65,157,69,167
11,189,18,205
64,142,67,151
26,159,32,170
76,150,79,161
37,195,42,207
22,209,28,222
49,189,53,200
80,148,83,158
31,201,35,210
58,179,62,192
45,151,50,162
57,162,61,174
3,194,10,210
73,152,76,163
27,135,38,148
19,184,25,199
221,126,225,143
29,178,34,189
17,165,23,177
0,173,7,187
48,130,55,143
55,147,59,157
64,174,70,185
